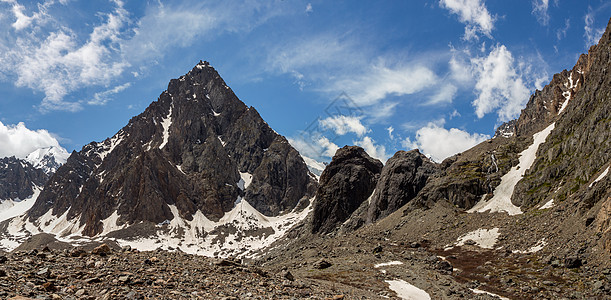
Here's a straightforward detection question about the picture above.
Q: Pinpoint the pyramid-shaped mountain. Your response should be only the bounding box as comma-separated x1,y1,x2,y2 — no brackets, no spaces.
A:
12,62,316,253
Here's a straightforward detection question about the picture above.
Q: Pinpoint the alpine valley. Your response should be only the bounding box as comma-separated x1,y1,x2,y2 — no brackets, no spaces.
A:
0,20,610,300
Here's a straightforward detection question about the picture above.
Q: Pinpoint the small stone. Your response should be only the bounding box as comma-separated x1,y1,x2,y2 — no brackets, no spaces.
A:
464,239,476,246
372,245,383,254
85,277,101,284
326,295,344,300
409,242,421,248
75,289,86,297
70,248,87,257
313,259,332,269
22,258,33,264
281,270,294,281
438,260,453,273
37,267,51,278
86,259,96,268
564,257,582,269
42,282,56,292
118,275,131,283
92,244,111,256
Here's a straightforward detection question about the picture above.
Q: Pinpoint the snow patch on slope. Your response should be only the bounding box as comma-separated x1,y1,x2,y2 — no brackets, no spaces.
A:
238,172,253,190
385,280,431,300
0,186,41,223
98,131,125,162
559,73,578,114
159,105,173,149
513,238,547,254
115,199,313,258
302,155,325,179
455,228,500,249
471,289,510,300
469,123,555,215
539,199,554,209
375,261,404,268
589,165,609,187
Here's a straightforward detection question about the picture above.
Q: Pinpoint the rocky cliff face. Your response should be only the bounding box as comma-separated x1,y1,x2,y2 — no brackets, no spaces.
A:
367,150,438,224
18,61,316,244
0,157,47,201
511,20,610,211
311,146,382,234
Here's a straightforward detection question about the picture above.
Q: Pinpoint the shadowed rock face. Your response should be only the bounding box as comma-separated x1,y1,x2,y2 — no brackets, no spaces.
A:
0,157,47,201
311,146,383,234
367,150,438,224
27,61,317,236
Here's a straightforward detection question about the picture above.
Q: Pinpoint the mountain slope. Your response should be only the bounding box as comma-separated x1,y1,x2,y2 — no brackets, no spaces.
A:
1,61,316,256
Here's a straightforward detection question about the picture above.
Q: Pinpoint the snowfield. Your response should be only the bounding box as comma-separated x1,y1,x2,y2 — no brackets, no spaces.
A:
468,123,555,215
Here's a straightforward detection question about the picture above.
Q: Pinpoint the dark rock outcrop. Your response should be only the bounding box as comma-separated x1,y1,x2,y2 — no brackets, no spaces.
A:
26,61,317,236
0,157,47,201
367,150,438,223
311,146,383,234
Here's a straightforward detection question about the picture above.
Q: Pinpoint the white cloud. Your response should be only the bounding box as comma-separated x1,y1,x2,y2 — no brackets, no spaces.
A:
0,0,129,111
403,123,489,162
305,3,313,13
267,34,356,75
439,0,495,40
88,82,131,105
319,115,367,137
531,0,550,26
584,7,606,47
556,18,570,40
449,54,472,83
288,135,339,161
335,62,437,106
386,126,394,140
0,0,287,111
0,121,64,159
354,136,388,162
470,44,530,121
428,84,457,105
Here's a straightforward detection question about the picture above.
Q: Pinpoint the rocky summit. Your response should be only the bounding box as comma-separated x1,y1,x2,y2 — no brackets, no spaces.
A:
0,61,316,257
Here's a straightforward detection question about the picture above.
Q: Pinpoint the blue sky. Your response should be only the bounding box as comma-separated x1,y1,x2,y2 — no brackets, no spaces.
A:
0,0,610,163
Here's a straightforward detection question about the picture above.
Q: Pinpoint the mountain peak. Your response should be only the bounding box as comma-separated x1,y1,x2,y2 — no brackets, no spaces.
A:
25,146,70,175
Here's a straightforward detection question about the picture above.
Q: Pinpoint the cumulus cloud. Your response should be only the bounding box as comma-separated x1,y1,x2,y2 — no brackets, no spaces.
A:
0,121,64,159
402,122,489,162
288,135,339,161
470,44,530,121
531,0,550,26
319,115,367,137
0,0,129,111
354,136,388,162
439,0,495,40
0,0,286,111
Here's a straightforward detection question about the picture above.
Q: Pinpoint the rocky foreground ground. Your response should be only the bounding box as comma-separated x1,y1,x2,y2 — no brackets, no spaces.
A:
0,244,376,300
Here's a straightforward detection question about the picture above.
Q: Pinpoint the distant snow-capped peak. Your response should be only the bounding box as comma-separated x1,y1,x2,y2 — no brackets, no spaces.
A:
25,146,70,175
